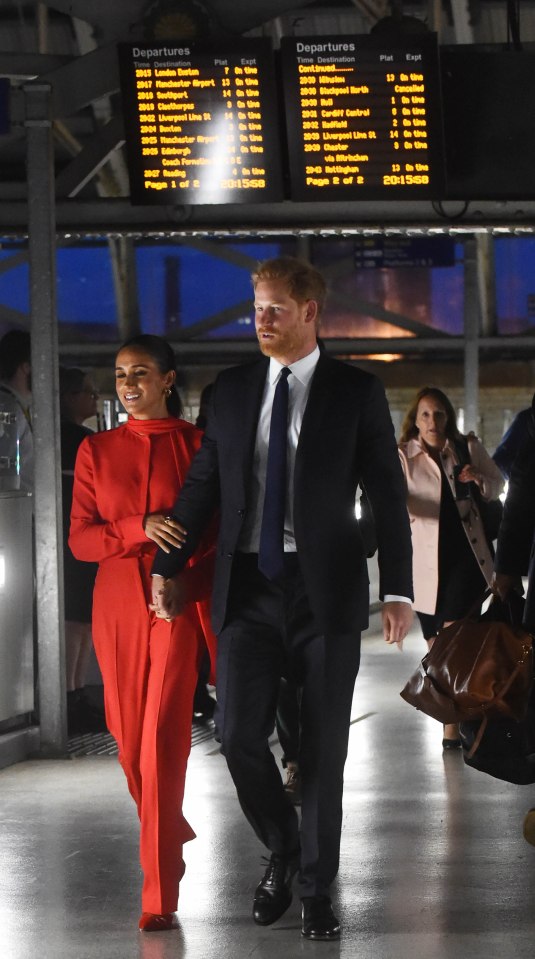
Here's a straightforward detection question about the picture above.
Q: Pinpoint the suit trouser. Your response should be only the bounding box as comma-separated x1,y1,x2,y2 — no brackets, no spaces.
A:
92,556,202,914
276,675,301,766
216,553,361,898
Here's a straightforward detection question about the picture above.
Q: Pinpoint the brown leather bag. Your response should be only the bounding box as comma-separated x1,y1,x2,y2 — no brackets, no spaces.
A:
400,592,533,729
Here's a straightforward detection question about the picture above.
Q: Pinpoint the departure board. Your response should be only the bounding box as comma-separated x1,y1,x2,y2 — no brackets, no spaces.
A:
117,40,284,205
281,34,444,200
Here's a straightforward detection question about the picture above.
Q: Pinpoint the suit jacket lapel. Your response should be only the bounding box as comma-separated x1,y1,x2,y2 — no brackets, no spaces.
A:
297,353,333,452
234,357,269,497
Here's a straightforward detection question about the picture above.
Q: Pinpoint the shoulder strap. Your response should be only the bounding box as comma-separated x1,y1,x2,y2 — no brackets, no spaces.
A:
454,434,470,466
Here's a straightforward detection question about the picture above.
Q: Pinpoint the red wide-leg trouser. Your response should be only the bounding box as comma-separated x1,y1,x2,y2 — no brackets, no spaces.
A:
92,555,202,914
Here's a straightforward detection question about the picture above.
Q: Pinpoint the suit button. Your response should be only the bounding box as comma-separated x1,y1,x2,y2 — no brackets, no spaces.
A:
237,509,245,517
479,558,485,565
227,552,233,558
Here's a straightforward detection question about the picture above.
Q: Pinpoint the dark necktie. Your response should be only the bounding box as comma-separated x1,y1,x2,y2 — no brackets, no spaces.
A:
258,367,291,582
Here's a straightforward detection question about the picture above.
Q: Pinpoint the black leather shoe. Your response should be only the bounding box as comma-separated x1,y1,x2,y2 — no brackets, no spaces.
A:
252,853,298,925
301,896,340,941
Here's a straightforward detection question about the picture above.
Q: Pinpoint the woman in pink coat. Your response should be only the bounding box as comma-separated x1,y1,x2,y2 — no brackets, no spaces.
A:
69,334,215,932
398,386,504,748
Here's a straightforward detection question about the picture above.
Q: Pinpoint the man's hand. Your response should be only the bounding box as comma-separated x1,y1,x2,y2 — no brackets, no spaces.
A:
150,573,189,621
149,574,171,619
382,601,414,651
143,512,188,554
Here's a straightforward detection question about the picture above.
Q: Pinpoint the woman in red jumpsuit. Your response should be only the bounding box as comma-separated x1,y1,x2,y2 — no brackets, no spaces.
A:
69,334,215,932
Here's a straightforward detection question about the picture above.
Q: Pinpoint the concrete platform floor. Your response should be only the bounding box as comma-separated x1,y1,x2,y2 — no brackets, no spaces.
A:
1,618,535,959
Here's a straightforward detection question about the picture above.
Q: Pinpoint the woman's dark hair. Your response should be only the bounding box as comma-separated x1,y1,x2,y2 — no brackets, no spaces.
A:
117,334,183,417
400,386,461,444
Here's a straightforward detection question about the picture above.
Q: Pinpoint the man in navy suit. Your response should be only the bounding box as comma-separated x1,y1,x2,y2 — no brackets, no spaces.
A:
151,256,413,941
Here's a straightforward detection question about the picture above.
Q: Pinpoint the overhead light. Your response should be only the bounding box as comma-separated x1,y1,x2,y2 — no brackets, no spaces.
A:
142,0,219,40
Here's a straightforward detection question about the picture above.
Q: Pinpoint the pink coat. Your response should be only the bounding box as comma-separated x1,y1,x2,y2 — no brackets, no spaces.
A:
398,435,504,614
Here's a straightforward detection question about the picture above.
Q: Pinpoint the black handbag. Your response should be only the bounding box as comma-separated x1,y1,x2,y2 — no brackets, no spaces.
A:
460,707,535,785
459,592,535,785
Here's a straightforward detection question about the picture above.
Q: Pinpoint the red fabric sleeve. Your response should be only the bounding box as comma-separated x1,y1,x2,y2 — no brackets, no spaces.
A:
69,437,150,562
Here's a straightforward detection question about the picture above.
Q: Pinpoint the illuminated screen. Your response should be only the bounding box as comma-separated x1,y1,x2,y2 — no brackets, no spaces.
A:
280,34,444,200
117,39,284,205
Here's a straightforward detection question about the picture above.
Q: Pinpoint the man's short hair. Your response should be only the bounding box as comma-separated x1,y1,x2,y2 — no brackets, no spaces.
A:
252,256,327,315
0,330,31,380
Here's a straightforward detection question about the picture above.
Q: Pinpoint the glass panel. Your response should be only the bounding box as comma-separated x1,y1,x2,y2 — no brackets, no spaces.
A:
136,238,295,338
0,244,30,319
312,237,464,337
57,243,118,341
0,234,465,344
495,237,535,334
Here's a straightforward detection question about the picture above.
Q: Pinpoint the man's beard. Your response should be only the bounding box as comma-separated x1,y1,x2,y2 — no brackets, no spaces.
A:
257,328,299,357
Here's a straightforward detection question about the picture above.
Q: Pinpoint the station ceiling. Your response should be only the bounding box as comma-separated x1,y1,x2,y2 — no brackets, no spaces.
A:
1,0,535,234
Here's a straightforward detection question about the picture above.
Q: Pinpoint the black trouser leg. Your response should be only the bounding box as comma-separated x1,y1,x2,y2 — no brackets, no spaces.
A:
276,675,301,767
296,630,361,897
216,621,300,856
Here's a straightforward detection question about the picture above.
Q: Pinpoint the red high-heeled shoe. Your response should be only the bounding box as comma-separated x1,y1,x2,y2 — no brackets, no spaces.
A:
138,912,179,932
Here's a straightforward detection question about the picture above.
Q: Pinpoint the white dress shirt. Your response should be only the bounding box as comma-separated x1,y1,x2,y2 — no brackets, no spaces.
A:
238,346,320,553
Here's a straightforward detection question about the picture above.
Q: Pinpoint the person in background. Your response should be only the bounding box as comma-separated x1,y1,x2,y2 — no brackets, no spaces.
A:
69,334,215,933
398,386,504,748
59,366,104,735
493,405,532,480
151,256,413,942
0,329,32,491
492,396,535,845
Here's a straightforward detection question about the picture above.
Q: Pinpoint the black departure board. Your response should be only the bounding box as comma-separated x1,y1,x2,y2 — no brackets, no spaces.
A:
117,40,284,205
280,34,444,201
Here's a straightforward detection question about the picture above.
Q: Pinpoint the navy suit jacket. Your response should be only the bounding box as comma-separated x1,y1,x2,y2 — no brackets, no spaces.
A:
495,397,535,631
153,353,413,635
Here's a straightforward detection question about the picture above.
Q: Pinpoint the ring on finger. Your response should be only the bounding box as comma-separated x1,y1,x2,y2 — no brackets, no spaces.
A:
164,515,174,525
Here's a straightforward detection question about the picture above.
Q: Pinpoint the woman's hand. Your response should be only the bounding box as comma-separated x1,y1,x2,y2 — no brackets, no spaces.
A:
456,464,483,487
143,512,188,553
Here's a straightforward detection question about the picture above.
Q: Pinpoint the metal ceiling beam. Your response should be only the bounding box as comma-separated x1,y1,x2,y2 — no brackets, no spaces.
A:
42,0,322,41
0,51,70,78
348,0,389,27
54,114,125,198
38,43,120,118
450,0,475,43
1,197,535,234
57,336,535,359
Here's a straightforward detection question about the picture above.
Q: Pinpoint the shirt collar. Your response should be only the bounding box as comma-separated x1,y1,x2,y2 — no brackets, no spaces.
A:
268,344,320,387
405,436,456,459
